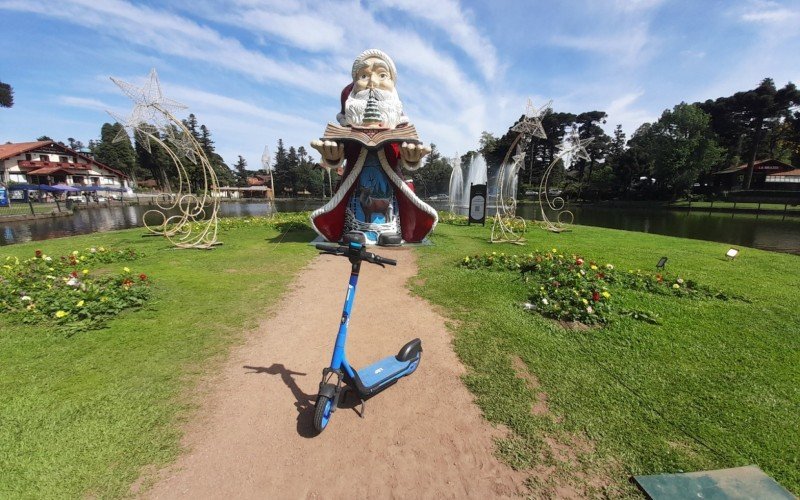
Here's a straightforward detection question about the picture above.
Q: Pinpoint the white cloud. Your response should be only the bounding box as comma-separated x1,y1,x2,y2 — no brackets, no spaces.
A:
739,0,800,25
0,0,343,96
551,22,652,67
372,0,500,81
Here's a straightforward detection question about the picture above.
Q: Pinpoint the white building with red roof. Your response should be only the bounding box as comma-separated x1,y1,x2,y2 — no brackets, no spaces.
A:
0,140,129,188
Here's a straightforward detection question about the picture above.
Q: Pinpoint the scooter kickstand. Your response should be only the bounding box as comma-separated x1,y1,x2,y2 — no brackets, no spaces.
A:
359,399,366,419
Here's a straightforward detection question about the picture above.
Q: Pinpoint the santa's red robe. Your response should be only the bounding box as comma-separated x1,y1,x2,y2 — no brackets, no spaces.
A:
310,141,438,243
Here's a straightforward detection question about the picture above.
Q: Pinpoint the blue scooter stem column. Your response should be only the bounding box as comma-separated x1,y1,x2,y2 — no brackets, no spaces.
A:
330,271,359,369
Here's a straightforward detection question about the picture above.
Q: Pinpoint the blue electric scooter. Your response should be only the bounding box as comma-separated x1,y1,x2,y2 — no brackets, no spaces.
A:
313,231,422,434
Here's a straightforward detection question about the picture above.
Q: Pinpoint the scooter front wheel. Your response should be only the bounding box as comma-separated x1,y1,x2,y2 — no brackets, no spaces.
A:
313,395,333,433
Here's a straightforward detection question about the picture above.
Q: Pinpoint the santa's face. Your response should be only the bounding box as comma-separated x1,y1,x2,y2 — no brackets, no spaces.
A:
353,57,395,93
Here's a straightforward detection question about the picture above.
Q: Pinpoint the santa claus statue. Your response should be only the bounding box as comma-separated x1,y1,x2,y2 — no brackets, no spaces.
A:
309,49,438,245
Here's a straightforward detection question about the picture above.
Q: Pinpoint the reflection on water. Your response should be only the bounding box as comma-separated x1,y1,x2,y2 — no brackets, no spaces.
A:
2,199,799,255
432,201,800,255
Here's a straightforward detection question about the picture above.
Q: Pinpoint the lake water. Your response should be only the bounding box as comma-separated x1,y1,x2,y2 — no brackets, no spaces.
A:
1,199,799,255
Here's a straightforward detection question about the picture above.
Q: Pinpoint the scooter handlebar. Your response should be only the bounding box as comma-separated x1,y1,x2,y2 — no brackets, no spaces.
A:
368,253,397,266
316,244,396,266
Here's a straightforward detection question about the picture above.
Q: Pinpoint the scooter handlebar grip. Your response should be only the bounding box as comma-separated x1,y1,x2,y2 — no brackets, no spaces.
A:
316,244,345,254
377,255,397,266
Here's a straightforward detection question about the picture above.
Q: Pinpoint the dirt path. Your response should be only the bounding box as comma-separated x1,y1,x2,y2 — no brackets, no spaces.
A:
144,247,525,498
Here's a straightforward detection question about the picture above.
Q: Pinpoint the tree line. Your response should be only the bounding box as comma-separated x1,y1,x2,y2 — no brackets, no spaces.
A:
478,77,800,201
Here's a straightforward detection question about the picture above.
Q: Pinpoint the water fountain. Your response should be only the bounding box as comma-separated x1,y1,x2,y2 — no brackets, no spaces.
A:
448,155,463,212
461,153,488,208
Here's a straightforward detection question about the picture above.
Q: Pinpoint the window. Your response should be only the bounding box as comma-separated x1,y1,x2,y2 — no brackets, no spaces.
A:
10,173,27,183
59,156,68,163
25,154,31,161
39,155,48,162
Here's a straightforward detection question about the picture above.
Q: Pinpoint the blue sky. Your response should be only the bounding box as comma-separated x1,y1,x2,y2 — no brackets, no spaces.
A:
1,0,799,169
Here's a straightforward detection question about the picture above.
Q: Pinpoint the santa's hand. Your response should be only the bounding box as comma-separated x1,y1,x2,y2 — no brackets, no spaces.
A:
310,140,344,166
400,142,431,170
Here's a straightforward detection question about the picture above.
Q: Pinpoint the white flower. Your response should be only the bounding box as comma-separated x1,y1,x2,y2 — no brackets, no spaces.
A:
44,256,52,262
580,269,586,276
90,247,97,253
677,278,684,284
606,264,614,270
587,306,594,314
66,277,80,287
542,298,549,305
21,295,32,301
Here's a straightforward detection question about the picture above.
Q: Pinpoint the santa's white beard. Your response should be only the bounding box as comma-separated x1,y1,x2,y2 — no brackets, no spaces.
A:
341,88,406,128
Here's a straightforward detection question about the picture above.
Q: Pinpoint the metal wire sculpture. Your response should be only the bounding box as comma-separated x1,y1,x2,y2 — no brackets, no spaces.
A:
109,69,222,249
490,99,549,244
538,127,593,233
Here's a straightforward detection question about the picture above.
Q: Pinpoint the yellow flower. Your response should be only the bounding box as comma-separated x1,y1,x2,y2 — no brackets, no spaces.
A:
590,265,598,270
100,297,107,302
582,298,589,305
99,246,105,252
55,310,68,318
602,291,611,298
76,300,84,307
551,248,557,253
672,283,680,289
82,269,89,275
123,267,131,273
79,255,86,261
72,250,79,256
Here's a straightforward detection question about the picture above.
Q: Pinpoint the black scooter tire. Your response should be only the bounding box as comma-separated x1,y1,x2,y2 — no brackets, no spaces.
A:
313,395,332,433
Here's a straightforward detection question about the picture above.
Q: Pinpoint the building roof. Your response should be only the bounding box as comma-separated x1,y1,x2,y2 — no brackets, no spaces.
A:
713,158,794,175
767,168,800,177
27,166,87,175
0,141,52,161
0,140,129,179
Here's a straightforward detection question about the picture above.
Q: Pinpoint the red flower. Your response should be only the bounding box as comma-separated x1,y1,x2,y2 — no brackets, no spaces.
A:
598,272,605,279
122,278,133,287
656,274,663,282
35,250,42,258
576,258,584,266
592,291,600,302
70,271,78,278
139,273,147,281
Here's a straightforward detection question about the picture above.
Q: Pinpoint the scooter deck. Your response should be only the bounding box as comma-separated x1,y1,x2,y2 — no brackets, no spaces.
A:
356,354,417,389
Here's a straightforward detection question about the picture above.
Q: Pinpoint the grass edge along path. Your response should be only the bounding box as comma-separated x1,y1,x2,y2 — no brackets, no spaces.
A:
411,222,799,497
0,218,317,498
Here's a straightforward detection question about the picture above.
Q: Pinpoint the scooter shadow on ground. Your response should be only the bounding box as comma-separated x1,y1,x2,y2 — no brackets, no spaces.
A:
243,364,362,438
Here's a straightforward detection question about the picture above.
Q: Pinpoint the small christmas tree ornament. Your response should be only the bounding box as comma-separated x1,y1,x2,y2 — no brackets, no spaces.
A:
362,90,383,126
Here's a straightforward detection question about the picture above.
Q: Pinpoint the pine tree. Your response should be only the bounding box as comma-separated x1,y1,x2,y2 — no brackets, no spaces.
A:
0,81,13,108
234,155,248,187
273,139,290,195
94,123,139,180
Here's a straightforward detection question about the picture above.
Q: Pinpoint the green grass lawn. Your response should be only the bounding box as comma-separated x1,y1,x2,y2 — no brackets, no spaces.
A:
413,222,799,496
0,222,317,498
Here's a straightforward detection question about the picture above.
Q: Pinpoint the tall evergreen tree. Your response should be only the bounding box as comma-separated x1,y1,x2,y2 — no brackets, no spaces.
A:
94,123,138,179
0,81,13,108
234,155,248,187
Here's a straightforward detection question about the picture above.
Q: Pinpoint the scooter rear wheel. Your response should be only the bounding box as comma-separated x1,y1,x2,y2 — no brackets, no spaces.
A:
313,395,333,433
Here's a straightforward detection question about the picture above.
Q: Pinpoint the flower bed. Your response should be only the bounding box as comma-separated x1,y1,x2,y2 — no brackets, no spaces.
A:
0,247,151,333
460,249,733,326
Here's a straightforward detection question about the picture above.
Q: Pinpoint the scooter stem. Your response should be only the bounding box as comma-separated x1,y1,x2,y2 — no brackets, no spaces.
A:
330,257,361,370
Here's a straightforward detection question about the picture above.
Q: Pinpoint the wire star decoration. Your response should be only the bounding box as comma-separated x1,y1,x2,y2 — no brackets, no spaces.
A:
169,134,198,165
511,98,550,140
109,68,187,153
512,144,526,166
556,127,593,170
